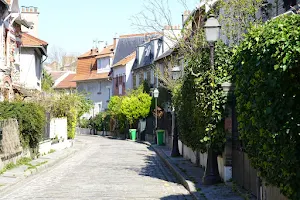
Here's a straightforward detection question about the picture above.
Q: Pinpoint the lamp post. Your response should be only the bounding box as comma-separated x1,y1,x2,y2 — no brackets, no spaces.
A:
203,14,222,185
170,66,181,157
153,88,159,132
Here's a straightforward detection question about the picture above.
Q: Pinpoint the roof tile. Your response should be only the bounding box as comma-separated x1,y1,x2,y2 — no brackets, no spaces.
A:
72,72,109,82
55,73,76,89
113,51,136,67
22,33,48,47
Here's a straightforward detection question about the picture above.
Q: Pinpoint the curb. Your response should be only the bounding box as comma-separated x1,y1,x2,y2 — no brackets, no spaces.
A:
151,145,202,200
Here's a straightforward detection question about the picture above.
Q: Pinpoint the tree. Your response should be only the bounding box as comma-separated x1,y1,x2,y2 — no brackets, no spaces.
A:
121,88,152,128
41,69,54,91
48,46,78,71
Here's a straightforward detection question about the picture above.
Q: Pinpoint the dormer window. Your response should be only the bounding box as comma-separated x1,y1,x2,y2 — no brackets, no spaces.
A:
145,45,151,56
97,57,110,73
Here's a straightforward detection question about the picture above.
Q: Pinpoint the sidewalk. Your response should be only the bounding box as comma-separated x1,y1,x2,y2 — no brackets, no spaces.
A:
152,145,255,200
0,139,85,193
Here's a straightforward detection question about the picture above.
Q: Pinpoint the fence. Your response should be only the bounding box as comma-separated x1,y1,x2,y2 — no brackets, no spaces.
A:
231,98,288,200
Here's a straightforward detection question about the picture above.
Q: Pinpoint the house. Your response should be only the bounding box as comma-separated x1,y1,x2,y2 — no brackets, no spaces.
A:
53,72,76,93
132,27,181,90
44,61,59,72
19,32,47,91
73,42,115,118
61,56,77,71
110,33,159,96
0,0,34,101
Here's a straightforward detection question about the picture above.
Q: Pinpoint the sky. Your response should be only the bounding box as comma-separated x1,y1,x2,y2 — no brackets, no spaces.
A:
19,0,199,56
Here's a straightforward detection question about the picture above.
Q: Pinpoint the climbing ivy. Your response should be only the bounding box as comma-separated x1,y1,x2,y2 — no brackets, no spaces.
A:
175,36,233,153
234,14,300,200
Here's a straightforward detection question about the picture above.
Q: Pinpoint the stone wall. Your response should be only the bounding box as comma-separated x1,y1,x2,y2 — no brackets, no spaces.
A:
0,119,27,170
0,119,22,155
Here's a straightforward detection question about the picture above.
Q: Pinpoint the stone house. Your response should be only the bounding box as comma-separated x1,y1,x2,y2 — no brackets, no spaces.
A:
73,43,115,118
0,0,34,101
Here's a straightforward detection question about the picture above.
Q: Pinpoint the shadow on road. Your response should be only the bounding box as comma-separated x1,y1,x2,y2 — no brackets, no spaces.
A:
160,193,197,200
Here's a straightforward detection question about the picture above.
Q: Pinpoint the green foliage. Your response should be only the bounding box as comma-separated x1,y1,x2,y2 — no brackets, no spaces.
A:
41,69,54,92
51,92,93,139
0,101,46,148
108,86,152,128
67,108,77,139
219,0,264,45
78,118,89,128
175,40,233,152
108,96,123,117
234,14,300,200
89,112,110,131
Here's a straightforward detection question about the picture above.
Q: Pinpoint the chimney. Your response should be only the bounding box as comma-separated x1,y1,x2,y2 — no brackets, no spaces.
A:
113,38,117,48
21,6,40,37
182,10,190,27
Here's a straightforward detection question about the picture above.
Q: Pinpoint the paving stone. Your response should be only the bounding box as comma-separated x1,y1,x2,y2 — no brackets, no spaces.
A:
0,136,191,200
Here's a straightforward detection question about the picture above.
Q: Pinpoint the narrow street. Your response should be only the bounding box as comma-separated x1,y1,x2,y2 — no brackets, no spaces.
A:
0,135,191,200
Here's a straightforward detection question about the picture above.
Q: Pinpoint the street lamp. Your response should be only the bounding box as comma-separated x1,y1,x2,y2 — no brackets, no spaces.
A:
170,66,181,157
153,88,159,132
203,14,222,185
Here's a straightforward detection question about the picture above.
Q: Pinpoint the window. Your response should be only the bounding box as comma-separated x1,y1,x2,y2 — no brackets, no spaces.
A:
147,71,151,82
98,103,102,113
150,69,155,84
97,57,110,71
143,71,147,80
118,83,123,95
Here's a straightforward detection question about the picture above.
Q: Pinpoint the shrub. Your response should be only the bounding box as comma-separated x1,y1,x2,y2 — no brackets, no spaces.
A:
234,14,300,200
78,118,89,128
175,40,232,152
0,101,46,149
51,92,93,139
121,89,152,128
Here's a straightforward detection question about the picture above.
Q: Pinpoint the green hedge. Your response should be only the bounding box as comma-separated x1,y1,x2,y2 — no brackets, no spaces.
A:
0,101,46,149
234,14,300,200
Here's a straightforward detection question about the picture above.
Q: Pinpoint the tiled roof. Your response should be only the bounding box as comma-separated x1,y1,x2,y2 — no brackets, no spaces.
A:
95,44,114,59
113,33,160,66
21,33,48,47
49,71,67,82
120,32,161,38
78,49,100,58
113,51,136,67
72,72,109,82
55,73,76,89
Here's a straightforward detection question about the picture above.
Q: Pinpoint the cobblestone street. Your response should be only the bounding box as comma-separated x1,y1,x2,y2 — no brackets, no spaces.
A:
0,135,191,200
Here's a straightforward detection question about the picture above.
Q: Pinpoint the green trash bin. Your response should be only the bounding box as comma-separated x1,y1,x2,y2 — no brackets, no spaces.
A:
129,129,137,141
156,130,165,145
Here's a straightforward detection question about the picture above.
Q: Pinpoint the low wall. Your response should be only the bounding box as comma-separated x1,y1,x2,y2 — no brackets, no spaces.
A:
76,128,91,135
50,118,67,141
0,119,30,170
178,139,231,182
39,140,52,155
38,139,74,155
